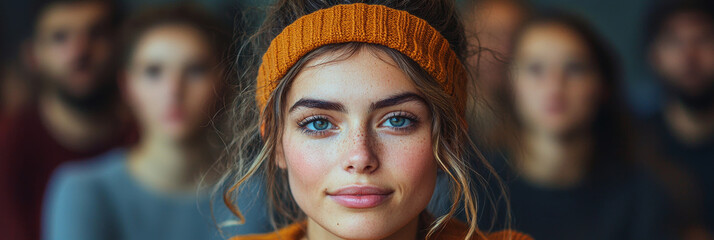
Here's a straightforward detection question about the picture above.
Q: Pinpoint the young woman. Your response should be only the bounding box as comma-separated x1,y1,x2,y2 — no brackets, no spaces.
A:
221,1,531,240
477,12,675,240
42,5,271,240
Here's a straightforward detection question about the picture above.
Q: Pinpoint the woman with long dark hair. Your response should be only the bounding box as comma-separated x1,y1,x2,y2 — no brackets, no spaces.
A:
483,11,674,240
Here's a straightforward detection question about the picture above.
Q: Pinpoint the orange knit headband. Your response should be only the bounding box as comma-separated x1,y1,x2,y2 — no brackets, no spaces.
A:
256,3,466,111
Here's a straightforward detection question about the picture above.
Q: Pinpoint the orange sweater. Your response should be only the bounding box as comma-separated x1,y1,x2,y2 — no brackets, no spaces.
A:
230,219,532,240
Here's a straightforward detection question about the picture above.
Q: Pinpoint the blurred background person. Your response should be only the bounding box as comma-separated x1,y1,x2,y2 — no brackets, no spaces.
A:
461,0,530,151
1,59,33,118
480,12,675,240
642,0,714,235
0,0,135,239
43,4,271,240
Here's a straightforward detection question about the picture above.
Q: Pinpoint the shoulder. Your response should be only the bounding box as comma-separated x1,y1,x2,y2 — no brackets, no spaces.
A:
436,219,533,240
43,149,128,239
46,149,128,202
51,149,128,181
229,222,304,240
485,230,534,240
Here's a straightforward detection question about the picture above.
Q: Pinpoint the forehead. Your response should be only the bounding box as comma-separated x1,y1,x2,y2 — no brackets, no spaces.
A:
473,1,526,29
661,11,714,36
286,47,419,107
133,25,211,58
517,24,588,58
36,1,109,33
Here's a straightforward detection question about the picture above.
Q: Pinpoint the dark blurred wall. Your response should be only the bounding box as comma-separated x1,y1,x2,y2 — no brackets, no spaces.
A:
1,1,33,62
118,0,249,25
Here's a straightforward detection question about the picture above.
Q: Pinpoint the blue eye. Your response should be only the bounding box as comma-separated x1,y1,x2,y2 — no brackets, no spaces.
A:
383,116,412,128
298,116,336,136
388,117,408,127
305,119,332,131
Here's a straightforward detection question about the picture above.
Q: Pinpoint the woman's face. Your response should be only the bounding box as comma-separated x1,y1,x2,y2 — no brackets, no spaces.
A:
280,48,437,239
125,24,221,141
511,23,603,136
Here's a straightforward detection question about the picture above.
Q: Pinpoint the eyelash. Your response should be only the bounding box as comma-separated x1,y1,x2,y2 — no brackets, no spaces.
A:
382,111,419,132
297,115,333,136
295,111,420,136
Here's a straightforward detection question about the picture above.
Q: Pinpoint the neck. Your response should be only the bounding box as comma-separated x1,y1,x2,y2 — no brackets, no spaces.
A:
39,92,117,152
516,129,593,188
128,131,216,194
305,215,419,240
665,101,714,146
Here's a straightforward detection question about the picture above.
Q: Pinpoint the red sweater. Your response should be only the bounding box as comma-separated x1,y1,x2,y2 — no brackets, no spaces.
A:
0,106,135,240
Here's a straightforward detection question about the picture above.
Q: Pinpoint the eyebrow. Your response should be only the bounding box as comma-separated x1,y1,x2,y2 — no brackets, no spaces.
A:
288,92,426,113
370,92,426,112
289,99,346,113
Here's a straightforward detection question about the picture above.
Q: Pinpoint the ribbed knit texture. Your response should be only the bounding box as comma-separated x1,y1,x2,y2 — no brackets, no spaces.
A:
256,3,466,110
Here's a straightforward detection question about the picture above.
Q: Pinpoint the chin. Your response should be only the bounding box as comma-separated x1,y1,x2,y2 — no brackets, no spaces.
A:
316,212,406,240
536,123,570,135
164,128,192,141
327,224,394,240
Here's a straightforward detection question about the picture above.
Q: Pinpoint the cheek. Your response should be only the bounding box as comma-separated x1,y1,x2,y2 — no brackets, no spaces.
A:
700,48,714,70
282,133,334,198
58,43,77,62
659,49,685,73
128,79,162,124
44,46,69,72
387,136,433,174
514,78,544,122
380,132,436,198
184,80,218,118
566,78,602,122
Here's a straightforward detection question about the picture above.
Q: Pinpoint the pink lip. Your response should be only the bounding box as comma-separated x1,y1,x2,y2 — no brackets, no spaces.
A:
545,101,566,115
327,185,394,209
164,107,185,124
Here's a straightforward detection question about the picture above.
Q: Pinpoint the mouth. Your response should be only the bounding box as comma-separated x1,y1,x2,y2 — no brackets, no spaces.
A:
545,101,566,115
327,185,394,209
164,107,186,123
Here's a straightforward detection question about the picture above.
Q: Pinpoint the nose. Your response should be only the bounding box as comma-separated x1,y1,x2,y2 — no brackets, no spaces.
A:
342,128,379,174
68,34,91,64
683,44,700,67
544,68,567,92
166,73,186,104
